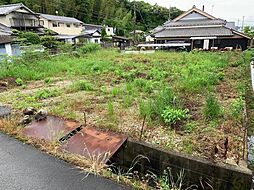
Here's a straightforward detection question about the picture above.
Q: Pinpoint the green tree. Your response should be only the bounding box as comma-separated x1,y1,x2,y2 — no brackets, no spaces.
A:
244,26,254,37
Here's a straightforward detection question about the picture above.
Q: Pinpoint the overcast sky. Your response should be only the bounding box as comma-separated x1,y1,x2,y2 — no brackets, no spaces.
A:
137,0,254,26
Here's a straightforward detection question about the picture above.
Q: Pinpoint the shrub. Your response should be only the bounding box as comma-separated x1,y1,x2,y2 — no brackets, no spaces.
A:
79,43,101,54
161,107,189,127
16,32,41,45
40,35,58,49
203,94,222,121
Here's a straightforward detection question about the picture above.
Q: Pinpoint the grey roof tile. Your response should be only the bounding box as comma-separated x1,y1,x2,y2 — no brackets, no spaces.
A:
164,19,226,27
154,27,233,38
0,3,35,15
40,14,83,24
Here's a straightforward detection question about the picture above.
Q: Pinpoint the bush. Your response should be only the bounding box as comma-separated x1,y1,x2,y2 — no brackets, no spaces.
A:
203,94,222,121
16,32,41,45
40,35,58,49
79,43,101,54
161,107,189,127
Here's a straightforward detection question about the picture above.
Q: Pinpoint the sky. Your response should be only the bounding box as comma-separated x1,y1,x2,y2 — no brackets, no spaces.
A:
137,0,254,26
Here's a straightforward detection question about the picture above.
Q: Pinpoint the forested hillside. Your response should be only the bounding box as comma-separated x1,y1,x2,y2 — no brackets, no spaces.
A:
0,0,183,35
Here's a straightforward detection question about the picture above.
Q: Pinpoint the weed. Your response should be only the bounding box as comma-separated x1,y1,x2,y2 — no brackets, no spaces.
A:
15,78,24,86
44,77,53,84
107,101,115,118
34,88,62,100
203,94,223,121
79,43,101,54
67,80,93,93
161,107,189,127
183,122,197,133
229,97,245,122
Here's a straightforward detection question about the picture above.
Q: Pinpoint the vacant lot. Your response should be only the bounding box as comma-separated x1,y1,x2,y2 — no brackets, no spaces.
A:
0,49,250,165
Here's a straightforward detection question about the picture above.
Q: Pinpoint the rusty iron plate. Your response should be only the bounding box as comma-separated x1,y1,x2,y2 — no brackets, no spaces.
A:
61,127,127,163
22,116,79,142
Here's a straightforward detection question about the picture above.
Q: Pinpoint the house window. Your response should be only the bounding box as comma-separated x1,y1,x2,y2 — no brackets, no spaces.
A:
95,39,99,43
196,40,202,45
58,22,64,27
39,20,44,26
66,24,71,27
217,39,221,45
74,23,79,28
108,28,110,32
53,22,57,27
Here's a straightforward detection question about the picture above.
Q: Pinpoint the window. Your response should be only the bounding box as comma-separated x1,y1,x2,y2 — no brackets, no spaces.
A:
66,24,71,27
108,28,110,32
74,23,79,28
58,22,64,27
95,39,99,43
53,22,57,27
39,20,44,26
196,40,201,45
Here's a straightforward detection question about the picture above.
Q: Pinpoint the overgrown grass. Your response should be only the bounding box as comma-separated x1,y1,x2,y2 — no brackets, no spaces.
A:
0,49,248,166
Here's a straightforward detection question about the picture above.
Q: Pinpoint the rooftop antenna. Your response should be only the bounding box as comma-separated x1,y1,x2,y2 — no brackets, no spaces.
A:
202,5,205,11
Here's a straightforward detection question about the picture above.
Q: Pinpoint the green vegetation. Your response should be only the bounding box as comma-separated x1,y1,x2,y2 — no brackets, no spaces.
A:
203,94,223,121
0,49,248,168
0,0,182,35
161,107,189,127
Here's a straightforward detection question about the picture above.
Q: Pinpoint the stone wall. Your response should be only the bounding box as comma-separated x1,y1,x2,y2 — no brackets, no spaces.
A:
111,139,253,190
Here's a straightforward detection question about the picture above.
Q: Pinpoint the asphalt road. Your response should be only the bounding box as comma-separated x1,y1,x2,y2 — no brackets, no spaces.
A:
0,133,130,190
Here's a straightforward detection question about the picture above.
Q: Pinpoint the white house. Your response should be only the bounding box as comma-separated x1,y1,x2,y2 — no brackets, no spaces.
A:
83,29,101,44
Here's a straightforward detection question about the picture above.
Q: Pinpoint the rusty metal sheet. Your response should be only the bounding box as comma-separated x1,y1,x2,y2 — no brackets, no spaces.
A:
61,127,127,163
22,116,79,142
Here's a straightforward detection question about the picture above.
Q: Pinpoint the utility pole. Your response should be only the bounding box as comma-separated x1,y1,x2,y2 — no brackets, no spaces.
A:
133,1,137,44
242,16,245,32
169,5,171,20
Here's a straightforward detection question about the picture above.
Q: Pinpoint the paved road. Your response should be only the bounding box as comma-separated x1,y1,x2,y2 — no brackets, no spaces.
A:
0,133,130,190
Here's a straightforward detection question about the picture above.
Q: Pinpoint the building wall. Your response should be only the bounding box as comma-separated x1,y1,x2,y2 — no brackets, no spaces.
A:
105,26,114,36
40,17,84,35
0,12,38,27
156,37,250,51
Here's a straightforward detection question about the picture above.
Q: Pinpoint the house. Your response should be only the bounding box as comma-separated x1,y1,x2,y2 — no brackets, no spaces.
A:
83,29,101,44
151,6,251,51
0,23,20,56
83,23,115,36
39,14,84,35
0,3,41,32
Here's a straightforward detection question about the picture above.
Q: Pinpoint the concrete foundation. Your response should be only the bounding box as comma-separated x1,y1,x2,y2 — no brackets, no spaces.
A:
111,139,253,190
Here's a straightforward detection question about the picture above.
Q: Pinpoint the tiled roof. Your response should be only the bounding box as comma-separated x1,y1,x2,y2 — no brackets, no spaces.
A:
0,3,35,15
154,26,233,38
0,23,12,34
40,14,83,24
164,19,226,27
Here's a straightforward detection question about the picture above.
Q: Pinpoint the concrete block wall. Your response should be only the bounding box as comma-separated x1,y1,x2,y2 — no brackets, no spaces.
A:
111,139,253,190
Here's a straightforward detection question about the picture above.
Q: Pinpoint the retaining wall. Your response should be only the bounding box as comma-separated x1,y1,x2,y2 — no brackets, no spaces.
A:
111,139,253,190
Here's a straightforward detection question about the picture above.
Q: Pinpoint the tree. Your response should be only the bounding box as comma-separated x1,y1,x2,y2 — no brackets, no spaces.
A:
244,26,254,38
101,27,107,40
